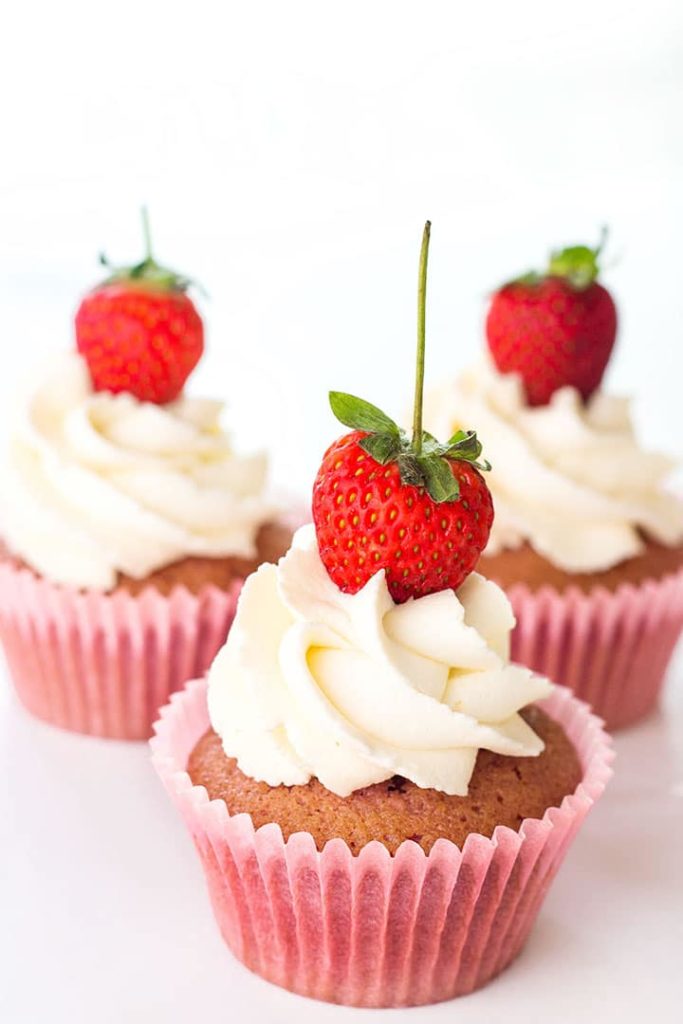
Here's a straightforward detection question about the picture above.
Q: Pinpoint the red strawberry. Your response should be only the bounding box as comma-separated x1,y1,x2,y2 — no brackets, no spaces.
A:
312,222,494,604
486,234,617,406
313,429,493,603
75,210,203,404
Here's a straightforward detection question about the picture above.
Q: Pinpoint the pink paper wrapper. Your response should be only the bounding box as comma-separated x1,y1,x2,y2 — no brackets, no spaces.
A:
151,678,613,1008
506,567,683,731
0,561,242,740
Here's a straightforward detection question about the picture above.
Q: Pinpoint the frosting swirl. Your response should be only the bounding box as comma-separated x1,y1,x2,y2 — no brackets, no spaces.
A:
427,361,683,573
1,353,271,590
207,525,551,798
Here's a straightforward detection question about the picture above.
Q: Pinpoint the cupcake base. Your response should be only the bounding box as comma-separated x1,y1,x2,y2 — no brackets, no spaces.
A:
478,544,683,731
0,563,242,740
0,522,294,740
151,678,612,1008
506,571,683,731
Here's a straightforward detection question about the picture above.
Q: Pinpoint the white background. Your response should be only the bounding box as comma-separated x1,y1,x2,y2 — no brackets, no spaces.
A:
1,1,682,1020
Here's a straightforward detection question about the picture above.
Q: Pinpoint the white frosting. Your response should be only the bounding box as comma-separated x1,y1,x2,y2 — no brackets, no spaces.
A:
1,353,272,590
427,361,683,573
207,524,551,798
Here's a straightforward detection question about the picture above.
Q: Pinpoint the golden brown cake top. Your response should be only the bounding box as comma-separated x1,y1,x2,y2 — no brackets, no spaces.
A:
188,706,581,855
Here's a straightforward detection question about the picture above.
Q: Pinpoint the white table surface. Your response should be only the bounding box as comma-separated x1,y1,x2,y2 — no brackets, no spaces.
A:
1,649,681,1024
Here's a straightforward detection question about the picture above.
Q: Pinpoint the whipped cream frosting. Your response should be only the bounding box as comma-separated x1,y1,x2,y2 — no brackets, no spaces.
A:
1,353,272,590
427,361,683,573
207,524,551,798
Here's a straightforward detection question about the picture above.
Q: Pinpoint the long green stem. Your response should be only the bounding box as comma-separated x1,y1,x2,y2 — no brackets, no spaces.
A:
412,220,431,454
141,206,153,262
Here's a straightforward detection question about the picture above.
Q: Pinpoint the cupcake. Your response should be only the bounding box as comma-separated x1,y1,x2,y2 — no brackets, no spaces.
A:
427,237,683,730
152,223,612,1007
0,214,292,739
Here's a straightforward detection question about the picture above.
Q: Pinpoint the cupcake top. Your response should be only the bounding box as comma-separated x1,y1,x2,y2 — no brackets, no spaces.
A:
208,222,552,800
0,213,272,590
427,360,683,573
426,234,683,574
208,524,551,797
1,353,271,590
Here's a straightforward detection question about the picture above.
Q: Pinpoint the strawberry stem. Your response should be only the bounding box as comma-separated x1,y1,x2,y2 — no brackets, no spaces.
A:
412,220,431,455
141,205,153,263
595,224,608,258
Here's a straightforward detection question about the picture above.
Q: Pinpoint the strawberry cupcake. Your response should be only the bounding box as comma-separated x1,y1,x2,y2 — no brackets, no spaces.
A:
0,214,291,739
427,236,683,730
152,224,612,1008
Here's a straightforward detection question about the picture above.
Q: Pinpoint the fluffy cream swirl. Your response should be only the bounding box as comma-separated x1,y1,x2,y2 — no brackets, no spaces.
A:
427,361,683,573
207,525,551,798
1,353,271,590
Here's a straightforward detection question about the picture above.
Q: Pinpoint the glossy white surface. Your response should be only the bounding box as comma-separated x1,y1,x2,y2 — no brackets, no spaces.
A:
1,648,681,1023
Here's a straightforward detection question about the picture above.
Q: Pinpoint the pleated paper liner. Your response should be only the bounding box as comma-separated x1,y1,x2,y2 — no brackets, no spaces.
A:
0,561,242,740
506,566,683,731
151,678,613,1008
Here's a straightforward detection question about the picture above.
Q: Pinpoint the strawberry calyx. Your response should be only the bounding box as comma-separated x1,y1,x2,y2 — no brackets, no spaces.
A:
96,207,196,293
328,221,490,504
511,227,608,292
329,393,489,502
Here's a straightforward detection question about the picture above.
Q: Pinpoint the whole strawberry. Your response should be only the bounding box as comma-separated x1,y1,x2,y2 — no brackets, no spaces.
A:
75,209,203,404
486,233,617,406
313,222,494,604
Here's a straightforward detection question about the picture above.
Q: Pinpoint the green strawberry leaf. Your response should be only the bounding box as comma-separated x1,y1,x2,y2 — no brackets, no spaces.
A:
359,431,403,464
512,271,543,287
416,455,460,503
548,245,600,289
508,229,608,292
97,209,200,294
419,430,445,456
329,392,400,435
445,429,483,461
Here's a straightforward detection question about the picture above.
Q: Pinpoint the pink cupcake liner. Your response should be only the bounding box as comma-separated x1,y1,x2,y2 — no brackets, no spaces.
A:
0,561,242,740
150,678,613,1008
507,567,683,731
